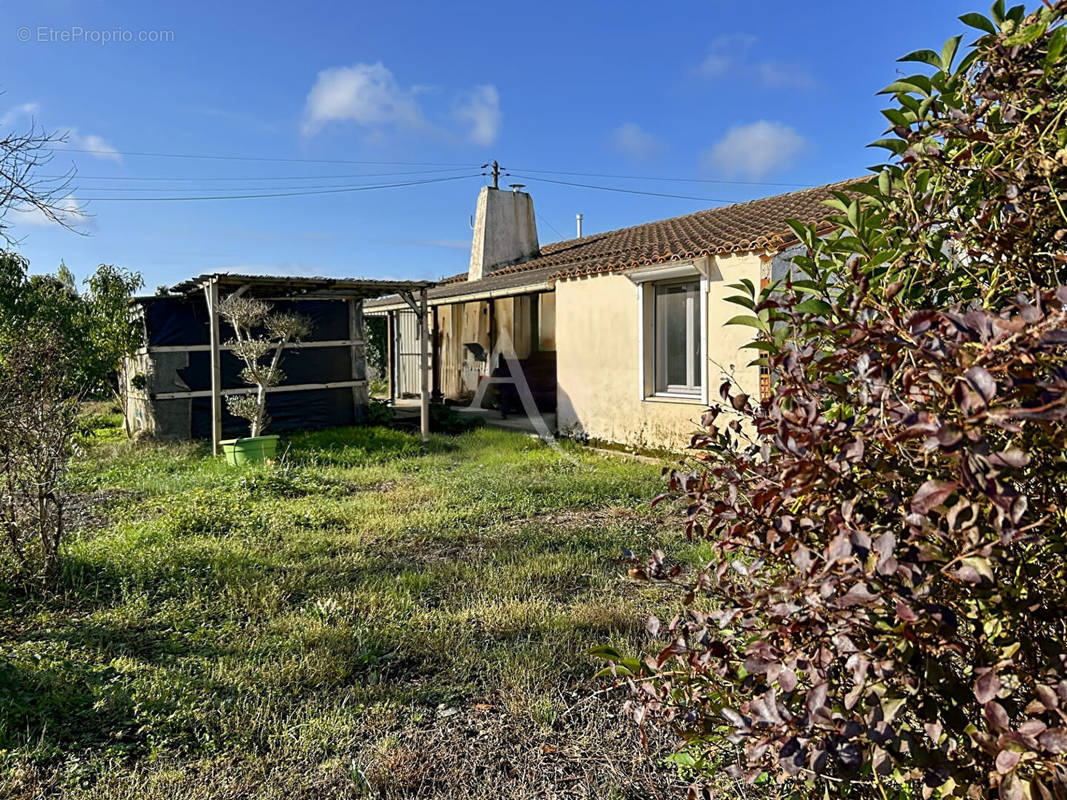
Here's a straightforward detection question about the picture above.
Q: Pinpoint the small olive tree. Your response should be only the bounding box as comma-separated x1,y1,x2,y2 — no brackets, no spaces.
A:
218,295,310,437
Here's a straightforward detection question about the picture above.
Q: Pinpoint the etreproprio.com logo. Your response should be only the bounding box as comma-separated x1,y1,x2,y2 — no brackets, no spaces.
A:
16,26,175,44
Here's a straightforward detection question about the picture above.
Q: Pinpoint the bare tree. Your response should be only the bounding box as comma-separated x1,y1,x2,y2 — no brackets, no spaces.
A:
0,333,80,584
0,118,83,246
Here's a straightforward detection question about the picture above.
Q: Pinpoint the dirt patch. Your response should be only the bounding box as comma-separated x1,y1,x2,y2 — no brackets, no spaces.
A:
523,506,675,533
62,490,134,537
357,695,684,799
4,699,684,800
350,480,398,495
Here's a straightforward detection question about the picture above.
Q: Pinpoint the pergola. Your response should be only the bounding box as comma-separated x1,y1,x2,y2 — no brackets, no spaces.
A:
171,273,434,450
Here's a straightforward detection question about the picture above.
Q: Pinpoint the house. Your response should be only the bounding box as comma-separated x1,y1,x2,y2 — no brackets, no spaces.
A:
125,274,433,449
367,179,852,450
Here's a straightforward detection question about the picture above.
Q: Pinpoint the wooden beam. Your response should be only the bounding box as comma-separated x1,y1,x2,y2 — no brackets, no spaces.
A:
138,338,364,355
204,279,222,456
386,310,396,403
397,290,420,316
364,280,554,312
348,299,363,421
152,379,369,401
431,305,441,403
419,287,430,442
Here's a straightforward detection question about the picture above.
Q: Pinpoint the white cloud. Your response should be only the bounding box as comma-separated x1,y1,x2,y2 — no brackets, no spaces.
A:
703,121,806,179
698,34,757,78
302,62,422,135
6,193,89,229
610,123,665,163
0,102,41,129
302,63,503,145
698,34,816,90
1,102,120,162
755,62,818,91
454,85,500,146
64,130,122,162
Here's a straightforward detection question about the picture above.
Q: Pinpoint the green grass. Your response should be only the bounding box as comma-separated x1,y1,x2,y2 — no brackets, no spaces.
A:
1,416,701,798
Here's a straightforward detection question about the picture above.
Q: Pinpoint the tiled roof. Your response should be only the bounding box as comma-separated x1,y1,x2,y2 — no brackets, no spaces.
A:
445,178,858,286
365,178,859,309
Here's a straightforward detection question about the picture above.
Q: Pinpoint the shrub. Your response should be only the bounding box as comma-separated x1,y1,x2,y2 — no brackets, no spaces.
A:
0,333,81,584
430,402,484,435
366,398,395,426
236,463,350,499
0,253,142,405
609,4,1067,799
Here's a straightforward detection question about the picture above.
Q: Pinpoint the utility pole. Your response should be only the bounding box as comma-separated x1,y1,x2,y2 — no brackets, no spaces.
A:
491,160,500,189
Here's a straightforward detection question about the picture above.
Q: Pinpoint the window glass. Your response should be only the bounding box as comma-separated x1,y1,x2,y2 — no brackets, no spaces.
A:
654,280,701,395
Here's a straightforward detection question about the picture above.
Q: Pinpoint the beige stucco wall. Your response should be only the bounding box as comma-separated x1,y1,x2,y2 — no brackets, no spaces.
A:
554,252,764,451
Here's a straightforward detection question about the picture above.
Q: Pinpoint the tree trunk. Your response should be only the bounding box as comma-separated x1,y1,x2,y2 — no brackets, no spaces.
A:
113,384,132,439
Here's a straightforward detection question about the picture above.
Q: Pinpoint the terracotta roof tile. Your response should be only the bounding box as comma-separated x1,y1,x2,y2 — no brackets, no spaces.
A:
433,178,859,289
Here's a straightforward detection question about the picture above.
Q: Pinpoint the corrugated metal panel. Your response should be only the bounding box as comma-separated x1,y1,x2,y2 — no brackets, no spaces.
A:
394,310,428,397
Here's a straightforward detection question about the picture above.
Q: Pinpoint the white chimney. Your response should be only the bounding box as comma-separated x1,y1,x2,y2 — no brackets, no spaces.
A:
576,213,583,238
468,186,539,282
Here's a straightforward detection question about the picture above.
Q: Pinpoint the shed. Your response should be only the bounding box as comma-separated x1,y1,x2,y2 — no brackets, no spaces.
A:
125,273,433,450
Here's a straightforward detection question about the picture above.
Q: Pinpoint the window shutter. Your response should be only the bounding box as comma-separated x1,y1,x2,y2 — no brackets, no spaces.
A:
759,277,772,402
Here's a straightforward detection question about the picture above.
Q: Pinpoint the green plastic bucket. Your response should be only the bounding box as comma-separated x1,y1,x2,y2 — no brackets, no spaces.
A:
220,435,279,466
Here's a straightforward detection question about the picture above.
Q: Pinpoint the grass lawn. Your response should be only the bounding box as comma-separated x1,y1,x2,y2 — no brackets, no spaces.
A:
1,413,702,799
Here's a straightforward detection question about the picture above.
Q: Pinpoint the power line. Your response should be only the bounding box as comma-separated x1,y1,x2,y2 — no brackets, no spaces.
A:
507,174,738,204
48,147,812,188
40,166,477,182
535,212,566,240
78,174,481,202
509,167,813,189
75,179,472,193
53,146,480,168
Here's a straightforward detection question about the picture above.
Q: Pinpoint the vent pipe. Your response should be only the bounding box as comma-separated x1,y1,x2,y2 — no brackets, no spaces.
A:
576,213,583,238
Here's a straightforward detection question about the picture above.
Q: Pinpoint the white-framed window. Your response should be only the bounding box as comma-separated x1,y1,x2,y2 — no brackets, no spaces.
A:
634,264,708,404
653,280,702,396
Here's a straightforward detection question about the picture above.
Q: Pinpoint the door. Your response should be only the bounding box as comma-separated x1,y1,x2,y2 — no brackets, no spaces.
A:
394,310,431,398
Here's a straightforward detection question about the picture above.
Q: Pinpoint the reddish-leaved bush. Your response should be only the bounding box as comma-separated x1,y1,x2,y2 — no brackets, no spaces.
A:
606,4,1067,798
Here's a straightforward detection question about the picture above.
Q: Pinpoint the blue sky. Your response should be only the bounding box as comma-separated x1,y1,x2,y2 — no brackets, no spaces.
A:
1,0,977,290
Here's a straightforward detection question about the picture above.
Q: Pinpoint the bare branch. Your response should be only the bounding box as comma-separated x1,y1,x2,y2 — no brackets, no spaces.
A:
0,119,85,245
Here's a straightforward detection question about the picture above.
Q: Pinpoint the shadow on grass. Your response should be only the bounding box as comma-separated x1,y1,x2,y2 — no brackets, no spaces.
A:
0,645,143,758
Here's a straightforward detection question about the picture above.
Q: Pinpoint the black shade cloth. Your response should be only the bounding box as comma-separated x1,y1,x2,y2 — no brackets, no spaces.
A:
176,347,354,392
143,296,352,347
189,387,361,439
141,294,366,438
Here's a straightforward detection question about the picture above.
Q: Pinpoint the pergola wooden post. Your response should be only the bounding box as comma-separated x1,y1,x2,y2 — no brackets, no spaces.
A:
203,278,223,456
419,287,430,442
386,310,396,403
